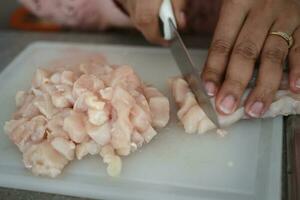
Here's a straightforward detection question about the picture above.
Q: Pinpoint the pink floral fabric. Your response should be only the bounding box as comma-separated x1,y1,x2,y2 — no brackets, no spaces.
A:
19,0,133,30
19,0,221,33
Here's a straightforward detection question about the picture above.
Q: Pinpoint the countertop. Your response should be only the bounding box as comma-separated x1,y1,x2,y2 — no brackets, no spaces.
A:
0,30,211,200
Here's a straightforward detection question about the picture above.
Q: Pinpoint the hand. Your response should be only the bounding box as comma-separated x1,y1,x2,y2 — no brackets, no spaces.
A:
117,0,186,45
201,0,300,117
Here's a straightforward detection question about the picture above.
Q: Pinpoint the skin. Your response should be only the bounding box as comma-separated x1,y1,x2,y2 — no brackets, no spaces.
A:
118,0,186,45
119,0,300,118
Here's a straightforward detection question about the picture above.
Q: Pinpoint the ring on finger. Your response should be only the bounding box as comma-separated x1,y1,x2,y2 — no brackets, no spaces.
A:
269,31,294,48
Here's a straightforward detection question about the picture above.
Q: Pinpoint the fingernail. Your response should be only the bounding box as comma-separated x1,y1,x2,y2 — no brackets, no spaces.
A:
219,95,236,114
296,79,300,89
205,81,216,96
248,101,264,118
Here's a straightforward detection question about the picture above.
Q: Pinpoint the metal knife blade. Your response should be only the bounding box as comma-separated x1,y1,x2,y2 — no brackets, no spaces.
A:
168,19,220,128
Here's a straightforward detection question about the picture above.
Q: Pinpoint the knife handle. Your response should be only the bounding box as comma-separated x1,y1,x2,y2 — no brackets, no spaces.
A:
159,0,177,40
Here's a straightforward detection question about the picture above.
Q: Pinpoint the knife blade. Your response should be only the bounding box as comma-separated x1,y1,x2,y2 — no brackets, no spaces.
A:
168,19,220,128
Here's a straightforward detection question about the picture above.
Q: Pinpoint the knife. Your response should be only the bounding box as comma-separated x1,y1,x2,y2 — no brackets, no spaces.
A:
159,0,220,128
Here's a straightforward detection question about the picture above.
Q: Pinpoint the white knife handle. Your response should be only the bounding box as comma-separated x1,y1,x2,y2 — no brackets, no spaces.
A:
159,0,177,40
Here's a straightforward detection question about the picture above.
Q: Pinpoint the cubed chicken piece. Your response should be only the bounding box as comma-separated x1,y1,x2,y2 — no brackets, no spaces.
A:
23,141,68,178
47,109,71,140
85,95,105,110
4,118,31,152
14,94,40,119
85,121,111,146
4,118,28,134
148,97,169,128
34,94,58,119
27,115,47,142
39,83,56,96
100,145,115,162
76,140,101,160
110,86,134,151
73,92,89,112
141,125,157,143
111,121,132,155
32,68,50,88
198,118,215,134
181,105,204,134
171,78,189,105
50,72,61,84
116,146,131,156
79,63,111,75
99,87,113,100
106,155,122,177
87,109,108,126
130,104,151,132
110,66,141,91
143,87,170,128
80,64,113,86
131,131,144,147
6,116,47,152
15,91,26,107
73,74,104,98
31,88,44,96
63,111,88,143
135,93,151,114
111,86,135,110
177,92,197,120
51,84,74,108
51,93,72,109
51,137,75,160
61,70,77,85
100,145,122,177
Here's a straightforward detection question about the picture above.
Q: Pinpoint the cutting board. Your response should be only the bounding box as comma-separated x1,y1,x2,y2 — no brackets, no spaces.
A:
0,42,282,200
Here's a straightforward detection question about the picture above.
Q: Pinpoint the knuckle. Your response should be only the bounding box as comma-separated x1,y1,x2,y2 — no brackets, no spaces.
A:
203,67,223,81
262,48,287,64
256,79,278,94
210,39,232,55
134,11,156,27
233,39,259,60
255,84,277,99
225,75,247,92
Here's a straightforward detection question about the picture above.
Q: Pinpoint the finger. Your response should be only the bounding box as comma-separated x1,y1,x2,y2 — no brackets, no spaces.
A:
245,18,298,117
172,0,186,29
201,1,249,97
289,27,300,93
132,0,168,45
216,9,274,115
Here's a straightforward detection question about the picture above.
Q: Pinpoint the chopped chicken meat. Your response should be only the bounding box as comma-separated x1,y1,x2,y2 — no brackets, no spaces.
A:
4,61,170,177
170,77,300,135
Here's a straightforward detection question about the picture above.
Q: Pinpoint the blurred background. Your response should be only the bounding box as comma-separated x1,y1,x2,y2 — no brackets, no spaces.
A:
0,1,19,29
0,0,218,36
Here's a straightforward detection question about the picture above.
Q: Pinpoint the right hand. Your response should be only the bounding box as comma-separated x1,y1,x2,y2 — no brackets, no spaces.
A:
117,0,187,45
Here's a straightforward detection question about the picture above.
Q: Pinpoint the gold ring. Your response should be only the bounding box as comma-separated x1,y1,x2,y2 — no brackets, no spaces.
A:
269,31,294,48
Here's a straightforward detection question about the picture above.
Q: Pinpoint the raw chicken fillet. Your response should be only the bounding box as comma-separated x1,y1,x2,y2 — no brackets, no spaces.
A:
170,77,300,136
4,62,170,177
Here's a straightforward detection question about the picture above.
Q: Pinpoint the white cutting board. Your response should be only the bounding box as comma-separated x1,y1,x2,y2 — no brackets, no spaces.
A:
0,42,282,200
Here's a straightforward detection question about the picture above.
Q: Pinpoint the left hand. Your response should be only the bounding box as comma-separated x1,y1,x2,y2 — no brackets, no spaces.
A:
201,0,300,117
